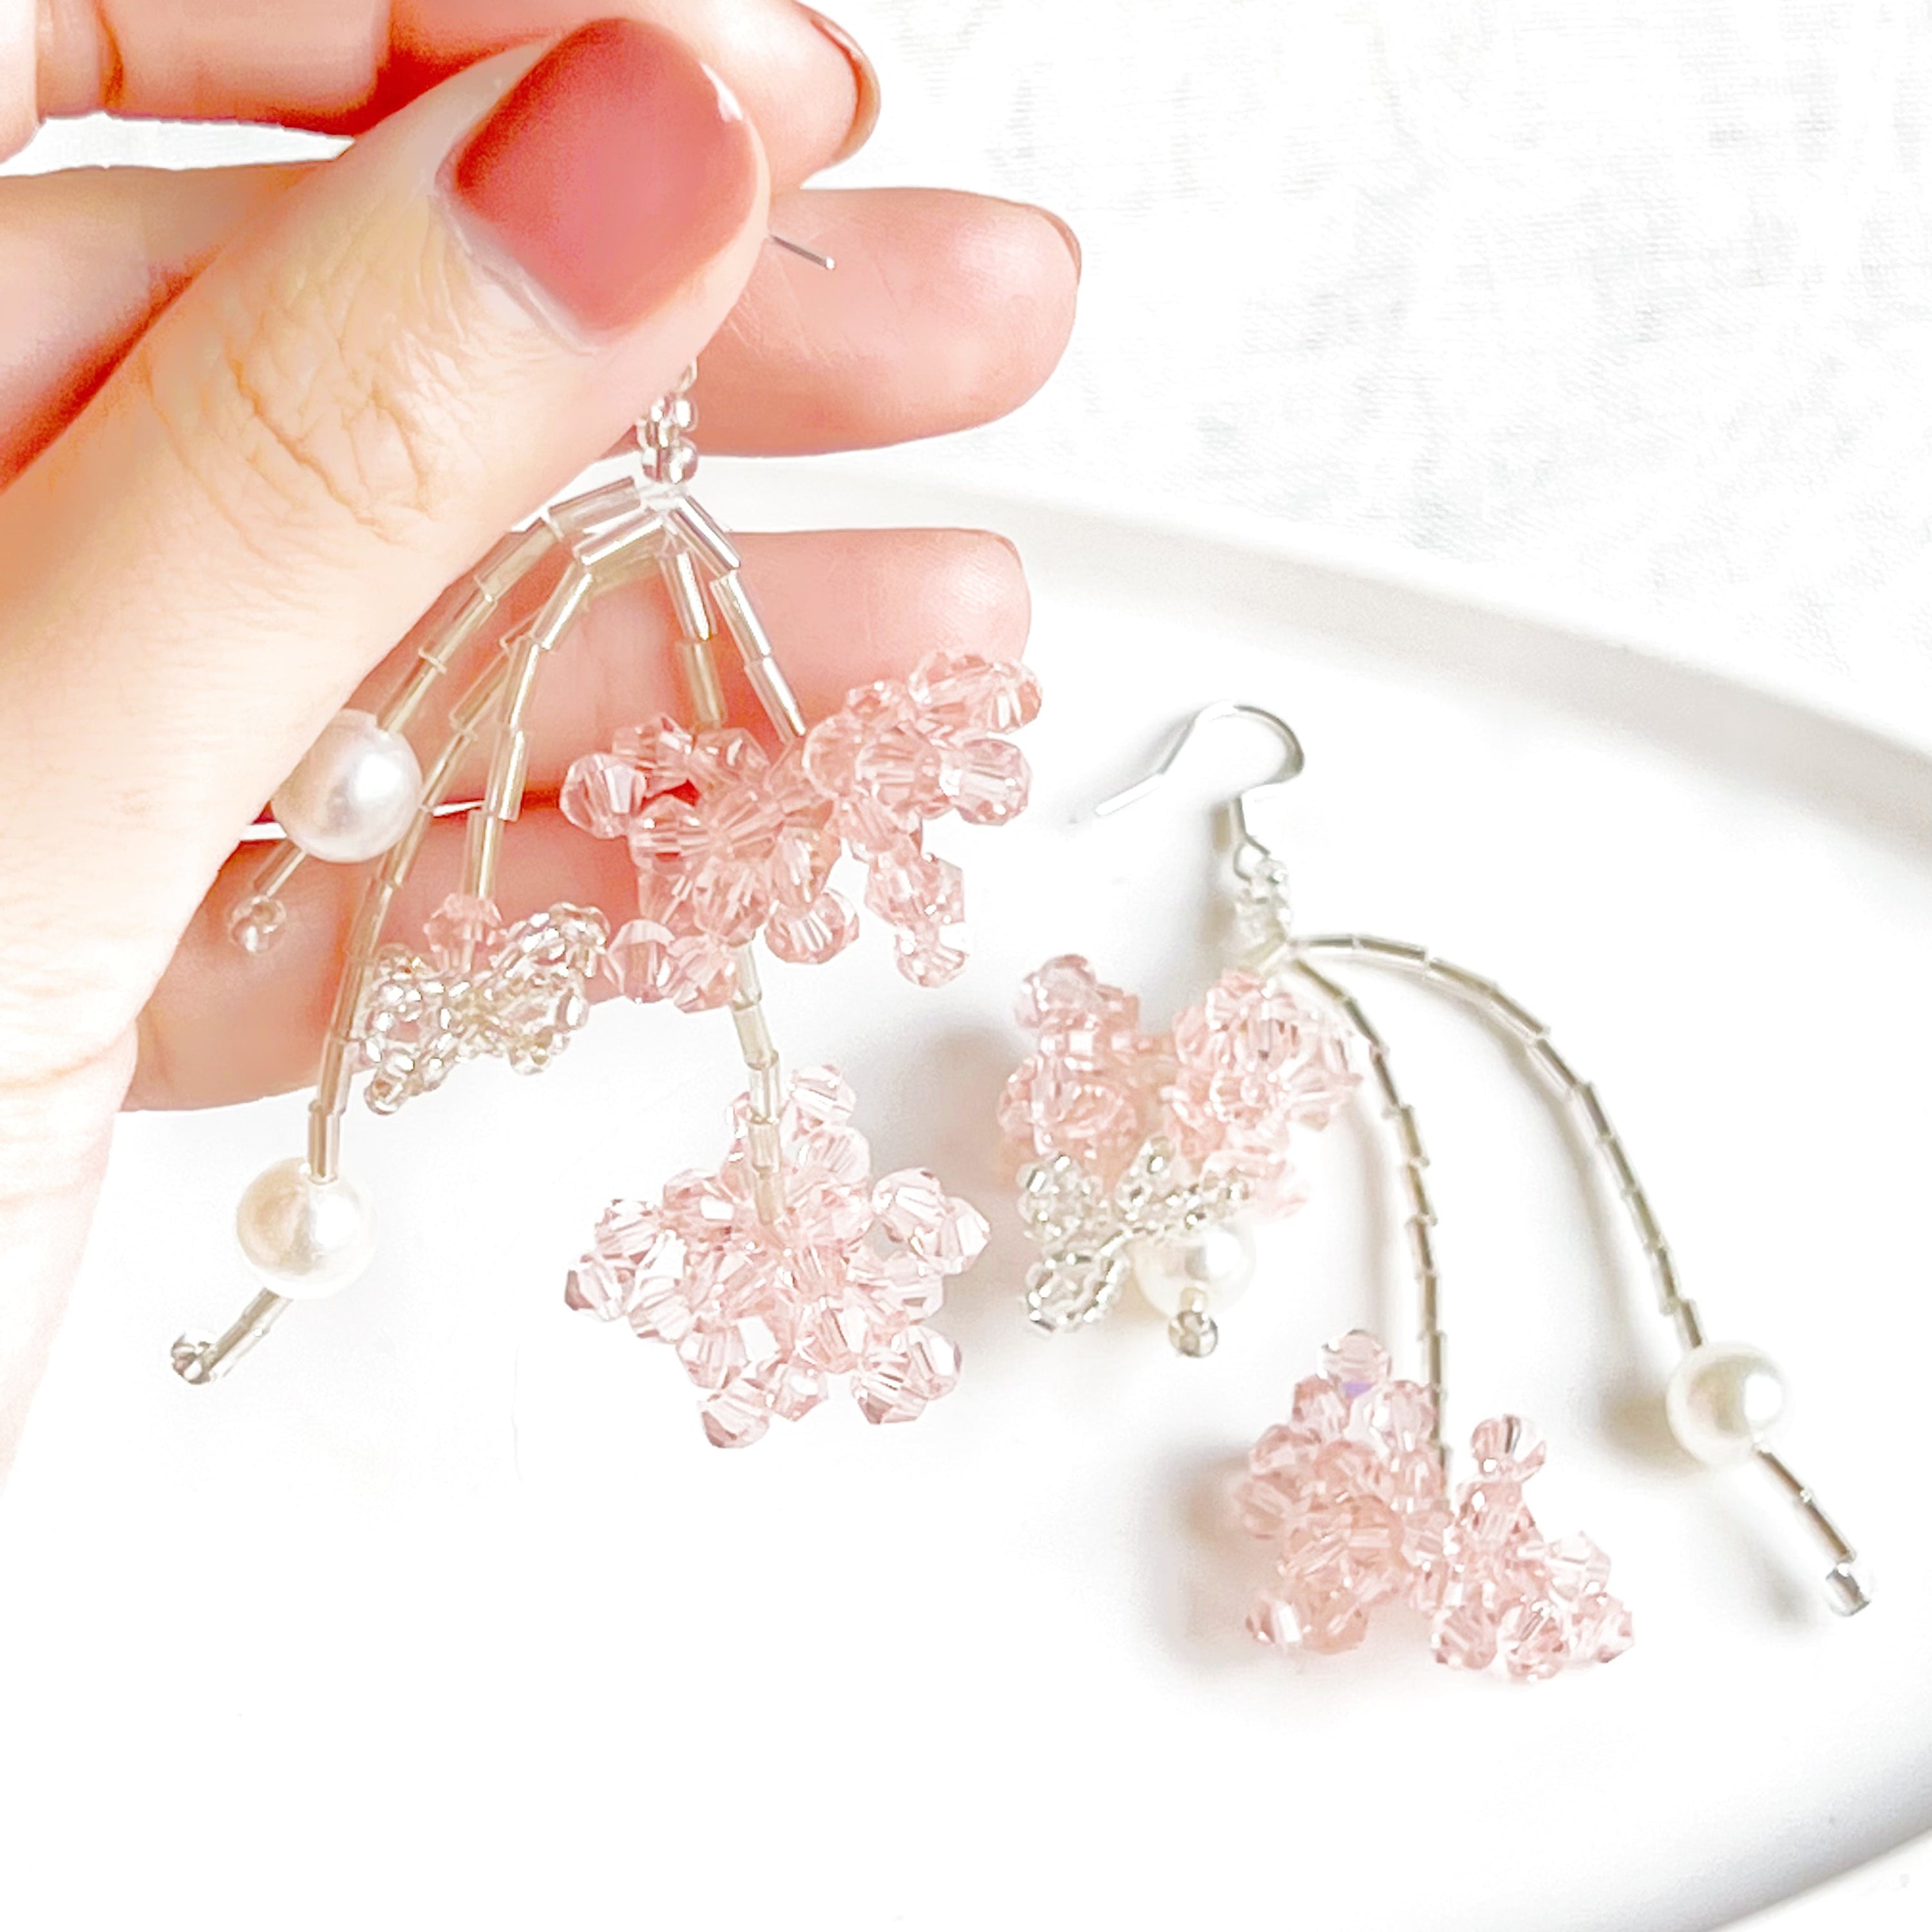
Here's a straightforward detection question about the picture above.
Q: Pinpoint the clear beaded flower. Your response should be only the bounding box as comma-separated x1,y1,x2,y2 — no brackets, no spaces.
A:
566,1068,989,1447
1237,1331,1633,1678
561,651,1039,1009
357,895,608,1114
998,956,1356,1332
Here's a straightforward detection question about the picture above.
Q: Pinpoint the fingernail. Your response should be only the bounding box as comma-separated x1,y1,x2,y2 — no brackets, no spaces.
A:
799,6,882,164
448,19,759,336
1039,209,1082,279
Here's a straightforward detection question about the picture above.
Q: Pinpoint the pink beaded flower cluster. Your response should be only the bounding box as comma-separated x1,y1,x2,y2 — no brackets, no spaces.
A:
560,651,1039,1009
566,1068,988,1448
1001,957,1356,1199
1236,1332,1633,1679
998,956,1357,1332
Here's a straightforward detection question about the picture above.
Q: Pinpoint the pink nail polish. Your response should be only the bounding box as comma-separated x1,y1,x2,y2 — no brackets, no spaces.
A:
448,19,758,335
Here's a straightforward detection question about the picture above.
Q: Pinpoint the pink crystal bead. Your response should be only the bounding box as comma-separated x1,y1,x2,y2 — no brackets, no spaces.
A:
894,927,969,989
767,744,831,822
590,1198,664,1265
841,678,911,729
801,710,866,797
606,916,676,1002
700,1368,774,1450
688,855,770,948
855,724,945,822
701,778,783,860
629,794,705,865
627,1271,697,1343
567,1068,982,1446
865,848,964,933
1014,954,1141,1043
939,735,1031,824
828,791,907,862
1237,1330,1632,1679
851,1325,962,1425
559,752,644,839
908,650,1043,735
872,1170,991,1268
665,934,737,1012
999,956,1170,1184
768,824,839,911
762,1358,828,1423
422,892,504,965
564,1255,632,1321
784,1066,857,1135
610,714,694,793
1469,1414,1549,1481
1321,1330,1392,1395
689,726,767,784
764,890,858,967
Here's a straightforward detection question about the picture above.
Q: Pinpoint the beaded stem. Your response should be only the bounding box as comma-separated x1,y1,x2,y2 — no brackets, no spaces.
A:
1294,931,1870,1616
233,524,555,921
312,652,514,1168
659,542,793,1227
663,560,787,1202
1286,956,1447,1464
643,369,806,1230
170,655,518,1383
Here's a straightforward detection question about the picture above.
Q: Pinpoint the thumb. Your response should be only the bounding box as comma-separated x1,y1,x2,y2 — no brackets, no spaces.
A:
0,18,766,1073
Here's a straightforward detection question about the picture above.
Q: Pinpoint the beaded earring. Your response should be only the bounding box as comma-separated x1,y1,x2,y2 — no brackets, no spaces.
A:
999,708,1354,1356
176,306,1035,1449
999,704,1870,1627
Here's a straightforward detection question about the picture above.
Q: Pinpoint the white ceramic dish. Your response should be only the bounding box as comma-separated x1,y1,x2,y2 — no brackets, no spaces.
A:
2,468,1926,1931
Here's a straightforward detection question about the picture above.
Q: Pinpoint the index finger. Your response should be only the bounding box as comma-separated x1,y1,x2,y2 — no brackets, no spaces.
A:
6,1,864,181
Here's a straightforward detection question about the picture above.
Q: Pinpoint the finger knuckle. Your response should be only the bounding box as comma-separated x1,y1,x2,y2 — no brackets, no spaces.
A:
137,225,472,553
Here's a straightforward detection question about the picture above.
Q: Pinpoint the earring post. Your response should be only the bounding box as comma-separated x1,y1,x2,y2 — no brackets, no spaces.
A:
766,233,836,270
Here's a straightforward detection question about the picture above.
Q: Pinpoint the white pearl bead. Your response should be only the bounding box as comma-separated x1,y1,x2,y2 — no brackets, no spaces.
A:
1665,1341,1788,1466
272,709,422,864
235,1159,377,1300
1132,1218,1256,1318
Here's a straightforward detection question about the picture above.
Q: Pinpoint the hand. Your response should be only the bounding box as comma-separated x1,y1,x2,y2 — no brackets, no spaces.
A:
0,3,1079,1477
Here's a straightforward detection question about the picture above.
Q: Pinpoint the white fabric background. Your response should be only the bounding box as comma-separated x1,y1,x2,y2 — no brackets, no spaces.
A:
836,0,1932,746
6,5,1932,1926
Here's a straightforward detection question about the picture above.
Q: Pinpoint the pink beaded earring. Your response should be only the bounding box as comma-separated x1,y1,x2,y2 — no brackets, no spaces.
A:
1000,704,1870,1660
999,707,1355,1358
176,325,1034,1450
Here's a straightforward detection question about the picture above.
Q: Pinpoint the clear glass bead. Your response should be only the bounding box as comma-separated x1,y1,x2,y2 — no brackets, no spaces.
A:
227,893,287,955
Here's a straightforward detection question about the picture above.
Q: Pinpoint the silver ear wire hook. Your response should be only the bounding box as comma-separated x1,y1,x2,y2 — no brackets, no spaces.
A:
1093,701,1304,873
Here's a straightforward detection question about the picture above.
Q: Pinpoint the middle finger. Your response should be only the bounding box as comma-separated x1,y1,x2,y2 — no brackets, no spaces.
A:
0,175,1081,486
